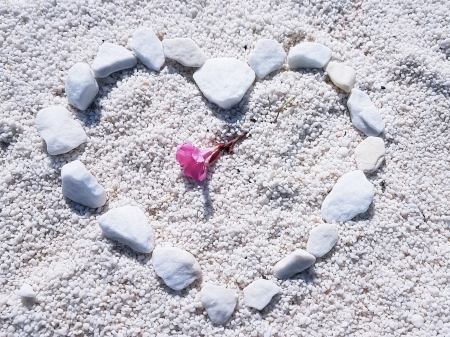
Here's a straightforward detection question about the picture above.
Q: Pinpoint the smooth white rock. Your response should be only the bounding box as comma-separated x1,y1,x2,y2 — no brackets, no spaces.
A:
287,42,332,69
243,279,280,310
91,43,137,78
354,137,385,172
131,27,165,71
65,63,99,110
347,89,385,136
152,247,201,291
98,206,155,253
248,39,286,79
18,283,36,299
410,314,424,328
61,160,106,208
273,249,316,279
306,223,339,257
193,58,255,109
199,284,237,325
35,106,87,155
325,61,356,93
321,170,374,223
162,38,207,67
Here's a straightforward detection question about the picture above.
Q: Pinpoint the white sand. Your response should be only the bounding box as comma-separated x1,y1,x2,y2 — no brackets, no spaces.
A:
1,0,450,336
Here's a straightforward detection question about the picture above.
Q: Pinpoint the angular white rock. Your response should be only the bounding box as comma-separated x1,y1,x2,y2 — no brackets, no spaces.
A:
325,61,356,93
98,206,155,253
61,160,106,208
243,279,280,310
131,27,165,71
273,249,316,279
321,170,374,223
65,63,99,110
35,106,87,155
199,284,237,325
152,247,201,291
248,39,286,79
347,89,385,136
306,223,339,257
193,58,255,109
18,283,36,299
354,137,385,172
162,38,207,67
288,42,332,69
91,43,137,78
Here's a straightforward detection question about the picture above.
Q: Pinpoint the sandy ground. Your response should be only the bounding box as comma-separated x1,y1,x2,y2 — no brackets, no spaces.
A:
1,0,450,336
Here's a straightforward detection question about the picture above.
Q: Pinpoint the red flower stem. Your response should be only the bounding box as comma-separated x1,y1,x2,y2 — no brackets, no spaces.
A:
217,133,247,154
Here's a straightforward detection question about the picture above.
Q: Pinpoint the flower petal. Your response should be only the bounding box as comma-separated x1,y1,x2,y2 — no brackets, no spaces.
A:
183,162,207,181
176,143,196,167
192,147,213,163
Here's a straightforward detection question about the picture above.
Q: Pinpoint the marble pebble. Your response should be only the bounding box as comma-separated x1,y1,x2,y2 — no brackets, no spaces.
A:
324,61,356,93
248,39,286,79
193,58,255,109
35,106,87,155
61,160,106,208
131,27,165,71
306,223,339,258
273,249,316,279
243,279,280,310
287,42,332,69
162,38,207,67
152,247,201,291
18,283,36,299
354,137,385,172
347,89,385,136
91,43,137,78
410,314,424,328
199,284,237,325
321,170,374,223
65,63,99,110
98,206,155,253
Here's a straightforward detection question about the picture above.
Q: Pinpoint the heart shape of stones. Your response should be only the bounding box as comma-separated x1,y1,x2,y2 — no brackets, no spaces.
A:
35,27,386,324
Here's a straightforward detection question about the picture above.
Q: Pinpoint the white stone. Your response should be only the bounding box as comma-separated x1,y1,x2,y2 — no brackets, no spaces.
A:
193,58,255,110
65,63,99,110
131,27,165,71
273,249,316,279
91,43,137,78
324,61,356,93
347,89,385,136
199,284,237,325
321,170,374,223
354,137,385,172
306,223,339,257
162,38,207,67
18,283,35,299
248,39,286,79
98,206,155,253
410,314,424,328
61,160,106,208
152,247,201,291
35,106,87,155
243,279,280,310
287,42,332,69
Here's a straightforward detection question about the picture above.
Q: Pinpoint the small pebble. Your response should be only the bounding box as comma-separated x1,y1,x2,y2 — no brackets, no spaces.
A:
91,43,137,78
65,63,99,110
131,27,165,71
354,137,385,172
199,284,237,325
0,120,22,143
347,89,385,136
248,39,286,79
162,38,207,67
410,314,424,328
306,223,339,257
18,283,35,299
324,61,356,93
287,42,332,69
273,249,316,279
243,279,280,310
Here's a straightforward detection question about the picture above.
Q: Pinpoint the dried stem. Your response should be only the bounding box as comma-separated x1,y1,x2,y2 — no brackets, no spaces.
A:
273,96,295,123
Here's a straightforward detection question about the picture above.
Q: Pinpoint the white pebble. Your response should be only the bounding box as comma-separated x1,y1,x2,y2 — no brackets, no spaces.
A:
152,247,201,291
321,170,374,222
162,38,207,67
61,160,106,208
287,42,332,69
347,89,385,136
199,284,237,325
248,39,286,79
65,63,99,110
91,43,137,78
193,58,255,109
324,61,356,93
98,206,155,253
354,137,385,172
131,27,165,71
273,249,316,279
410,314,424,328
243,279,280,310
35,106,86,155
18,283,35,299
306,223,339,258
